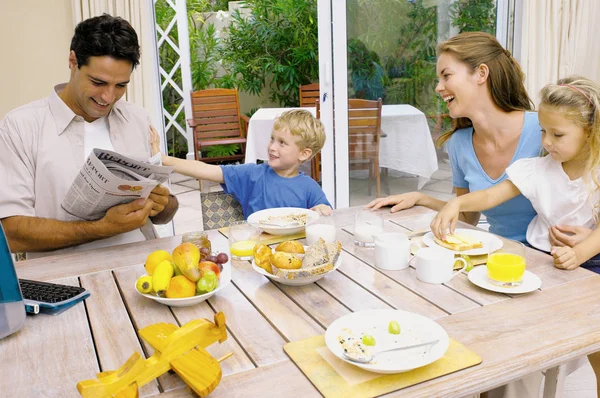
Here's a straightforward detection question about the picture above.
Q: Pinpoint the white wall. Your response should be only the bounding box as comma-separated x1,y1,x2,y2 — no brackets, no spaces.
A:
0,1,73,118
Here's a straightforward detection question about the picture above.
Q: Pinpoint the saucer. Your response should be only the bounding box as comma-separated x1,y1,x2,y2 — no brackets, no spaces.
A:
467,266,542,294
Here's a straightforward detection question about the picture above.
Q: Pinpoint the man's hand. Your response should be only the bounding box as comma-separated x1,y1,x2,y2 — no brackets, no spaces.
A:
311,204,333,216
365,192,422,213
148,185,171,216
100,199,155,236
551,245,582,270
549,225,593,247
150,125,161,156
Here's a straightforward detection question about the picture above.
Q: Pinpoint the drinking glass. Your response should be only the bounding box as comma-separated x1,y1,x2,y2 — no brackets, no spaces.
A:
305,215,337,245
487,240,526,287
228,221,262,260
182,231,212,259
353,210,383,248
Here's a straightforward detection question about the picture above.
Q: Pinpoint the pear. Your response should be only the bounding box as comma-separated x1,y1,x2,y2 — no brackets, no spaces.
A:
172,243,201,282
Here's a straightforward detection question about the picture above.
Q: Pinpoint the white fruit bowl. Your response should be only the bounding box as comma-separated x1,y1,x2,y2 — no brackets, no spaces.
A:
135,260,231,307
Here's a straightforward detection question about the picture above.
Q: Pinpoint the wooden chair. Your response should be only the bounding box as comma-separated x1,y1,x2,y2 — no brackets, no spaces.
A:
299,83,320,107
347,98,383,197
187,88,250,164
311,99,384,197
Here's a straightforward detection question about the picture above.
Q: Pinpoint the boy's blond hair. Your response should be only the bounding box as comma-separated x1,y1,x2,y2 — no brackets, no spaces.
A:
273,109,326,161
540,76,600,218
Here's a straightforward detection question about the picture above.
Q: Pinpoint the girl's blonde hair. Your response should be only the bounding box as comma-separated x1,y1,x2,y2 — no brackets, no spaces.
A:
436,32,534,147
540,76,600,217
273,109,326,161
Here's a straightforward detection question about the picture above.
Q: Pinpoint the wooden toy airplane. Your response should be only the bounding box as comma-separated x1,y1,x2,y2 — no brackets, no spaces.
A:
77,312,228,398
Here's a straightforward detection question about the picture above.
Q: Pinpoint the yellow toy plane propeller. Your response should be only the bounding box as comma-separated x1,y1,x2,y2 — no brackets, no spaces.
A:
77,312,228,398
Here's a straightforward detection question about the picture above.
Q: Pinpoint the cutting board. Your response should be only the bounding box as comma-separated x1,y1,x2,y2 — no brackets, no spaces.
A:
219,227,305,246
284,335,481,398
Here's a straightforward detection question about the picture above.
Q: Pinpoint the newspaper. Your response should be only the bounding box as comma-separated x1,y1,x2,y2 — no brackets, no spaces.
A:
61,148,175,221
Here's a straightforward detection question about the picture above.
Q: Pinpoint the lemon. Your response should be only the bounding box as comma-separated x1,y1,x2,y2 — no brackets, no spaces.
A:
145,250,172,276
230,240,257,257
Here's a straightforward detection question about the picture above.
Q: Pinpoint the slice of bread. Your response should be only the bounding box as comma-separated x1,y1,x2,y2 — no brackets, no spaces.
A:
272,238,342,280
434,233,483,251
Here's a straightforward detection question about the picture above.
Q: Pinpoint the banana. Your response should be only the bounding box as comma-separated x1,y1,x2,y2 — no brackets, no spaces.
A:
152,260,174,295
135,275,153,294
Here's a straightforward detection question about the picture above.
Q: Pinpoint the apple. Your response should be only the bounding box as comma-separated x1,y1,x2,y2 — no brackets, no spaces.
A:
199,261,221,279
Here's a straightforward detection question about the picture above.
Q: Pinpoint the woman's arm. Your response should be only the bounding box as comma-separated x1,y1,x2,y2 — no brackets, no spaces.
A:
431,180,521,239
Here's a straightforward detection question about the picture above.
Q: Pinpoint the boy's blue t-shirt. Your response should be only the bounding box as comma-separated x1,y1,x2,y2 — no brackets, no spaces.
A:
220,163,331,217
446,112,541,242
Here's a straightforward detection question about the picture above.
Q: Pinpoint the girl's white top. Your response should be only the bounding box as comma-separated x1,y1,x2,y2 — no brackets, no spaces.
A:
506,156,599,251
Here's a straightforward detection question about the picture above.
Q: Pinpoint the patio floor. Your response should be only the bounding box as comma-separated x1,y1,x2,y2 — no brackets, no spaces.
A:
168,161,596,397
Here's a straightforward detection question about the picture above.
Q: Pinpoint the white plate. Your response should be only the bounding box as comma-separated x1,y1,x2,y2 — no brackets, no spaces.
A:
468,266,541,294
248,207,319,236
252,249,342,286
422,228,503,255
325,309,449,374
135,260,232,307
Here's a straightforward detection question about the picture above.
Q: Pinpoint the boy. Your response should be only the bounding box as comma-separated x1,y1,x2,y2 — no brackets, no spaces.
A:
159,109,333,217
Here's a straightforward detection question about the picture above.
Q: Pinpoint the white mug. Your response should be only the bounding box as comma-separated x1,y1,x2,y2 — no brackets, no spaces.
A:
415,248,467,284
374,233,411,270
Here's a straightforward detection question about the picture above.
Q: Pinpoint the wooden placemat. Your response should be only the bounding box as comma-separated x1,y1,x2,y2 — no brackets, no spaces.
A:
284,335,481,398
410,236,488,267
219,227,305,246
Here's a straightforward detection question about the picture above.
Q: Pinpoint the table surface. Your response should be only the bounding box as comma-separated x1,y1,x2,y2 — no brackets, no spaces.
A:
4,206,600,398
244,106,438,186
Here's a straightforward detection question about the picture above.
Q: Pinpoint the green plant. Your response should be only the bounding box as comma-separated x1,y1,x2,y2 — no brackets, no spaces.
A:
450,0,497,34
348,39,385,100
202,144,240,158
219,0,319,107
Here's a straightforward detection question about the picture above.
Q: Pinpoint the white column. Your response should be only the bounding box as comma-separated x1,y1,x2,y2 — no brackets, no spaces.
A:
176,0,195,160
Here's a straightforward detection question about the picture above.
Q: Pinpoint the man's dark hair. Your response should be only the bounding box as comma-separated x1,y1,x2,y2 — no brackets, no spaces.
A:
70,14,140,69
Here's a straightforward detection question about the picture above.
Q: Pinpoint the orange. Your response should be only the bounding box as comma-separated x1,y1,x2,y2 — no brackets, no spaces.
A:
165,275,196,298
145,250,172,276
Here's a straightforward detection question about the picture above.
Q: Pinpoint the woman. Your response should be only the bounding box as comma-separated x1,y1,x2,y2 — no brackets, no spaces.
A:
368,31,540,243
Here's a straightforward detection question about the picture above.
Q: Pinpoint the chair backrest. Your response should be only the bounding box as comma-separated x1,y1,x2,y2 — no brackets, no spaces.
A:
201,191,244,230
189,88,245,161
299,83,320,107
348,98,382,165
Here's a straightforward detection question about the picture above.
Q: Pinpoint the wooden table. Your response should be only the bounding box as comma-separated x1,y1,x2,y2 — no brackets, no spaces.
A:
3,206,600,397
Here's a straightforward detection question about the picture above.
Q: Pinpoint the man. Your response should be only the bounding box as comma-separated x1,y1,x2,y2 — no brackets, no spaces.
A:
0,14,178,258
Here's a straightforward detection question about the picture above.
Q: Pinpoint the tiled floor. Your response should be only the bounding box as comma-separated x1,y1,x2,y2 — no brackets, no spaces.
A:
168,162,597,397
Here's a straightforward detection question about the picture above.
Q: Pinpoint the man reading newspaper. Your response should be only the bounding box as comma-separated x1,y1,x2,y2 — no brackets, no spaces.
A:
0,15,178,258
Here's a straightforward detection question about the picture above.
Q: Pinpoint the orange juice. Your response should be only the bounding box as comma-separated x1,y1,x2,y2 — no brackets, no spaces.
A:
487,253,526,286
230,240,257,258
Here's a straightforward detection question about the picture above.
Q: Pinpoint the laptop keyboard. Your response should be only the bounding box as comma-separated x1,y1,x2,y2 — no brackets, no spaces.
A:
19,279,87,304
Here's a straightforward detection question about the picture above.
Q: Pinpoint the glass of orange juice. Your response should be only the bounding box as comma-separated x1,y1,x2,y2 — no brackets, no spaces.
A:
487,240,526,287
228,221,261,260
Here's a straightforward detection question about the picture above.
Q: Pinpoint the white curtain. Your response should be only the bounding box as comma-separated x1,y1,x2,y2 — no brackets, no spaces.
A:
71,0,159,112
520,0,600,106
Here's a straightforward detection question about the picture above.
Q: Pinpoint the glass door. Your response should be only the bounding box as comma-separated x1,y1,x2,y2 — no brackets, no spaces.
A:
321,0,504,208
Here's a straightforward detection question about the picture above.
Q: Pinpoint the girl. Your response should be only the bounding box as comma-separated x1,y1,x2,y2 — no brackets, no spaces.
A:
431,75,600,271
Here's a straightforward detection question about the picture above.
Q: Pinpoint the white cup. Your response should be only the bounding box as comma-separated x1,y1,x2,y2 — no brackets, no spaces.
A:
415,247,467,284
374,233,411,270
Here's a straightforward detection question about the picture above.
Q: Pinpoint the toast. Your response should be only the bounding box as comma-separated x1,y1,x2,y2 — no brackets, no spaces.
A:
433,233,482,251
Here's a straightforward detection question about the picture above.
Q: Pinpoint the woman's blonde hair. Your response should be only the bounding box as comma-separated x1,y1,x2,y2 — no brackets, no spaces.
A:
436,32,534,147
273,109,326,161
540,76,600,216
